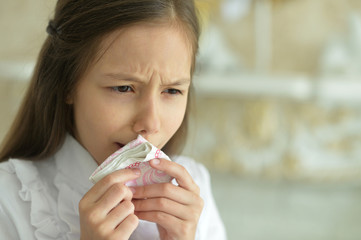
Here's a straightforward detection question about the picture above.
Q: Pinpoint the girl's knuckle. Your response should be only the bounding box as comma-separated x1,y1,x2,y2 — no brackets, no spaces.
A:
190,207,201,220
123,200,135,212
87,209,100,225
157,198,167,209
97,222,109,238
113,183,126,194
199,197,204,209
162,183,173,194
103,174,116,185
178,165,187,174
127,214,139,226
193,193,203,206
179,222,192,236
154,211,167,222
194,184,200,194
78,198,87,213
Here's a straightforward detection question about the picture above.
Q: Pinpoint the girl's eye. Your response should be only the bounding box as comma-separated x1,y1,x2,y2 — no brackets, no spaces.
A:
111,86,133,93
164,88,182,95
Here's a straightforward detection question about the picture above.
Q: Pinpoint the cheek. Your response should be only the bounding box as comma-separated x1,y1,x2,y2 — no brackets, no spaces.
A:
77,103,125,137
163,100,187,133
73,90,115,138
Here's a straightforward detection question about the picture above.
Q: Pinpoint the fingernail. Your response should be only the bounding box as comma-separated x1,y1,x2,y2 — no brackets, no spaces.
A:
132,168,141,175
152,159,160,165
129,187,136,194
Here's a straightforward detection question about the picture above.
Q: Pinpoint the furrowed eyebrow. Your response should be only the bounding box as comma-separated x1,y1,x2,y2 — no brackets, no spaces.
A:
161,78,191,87
104,72,190,86
104,73,144,83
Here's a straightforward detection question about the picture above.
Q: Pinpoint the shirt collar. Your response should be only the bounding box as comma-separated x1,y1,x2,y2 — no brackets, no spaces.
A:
54,133,98,192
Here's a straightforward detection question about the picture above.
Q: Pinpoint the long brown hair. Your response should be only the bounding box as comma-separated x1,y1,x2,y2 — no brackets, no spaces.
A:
0,0,200,161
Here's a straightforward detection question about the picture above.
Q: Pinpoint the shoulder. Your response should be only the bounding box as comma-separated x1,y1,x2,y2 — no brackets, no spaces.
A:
0,158,58,211
0,159,41,188
0,160,24,197
0,158,56,204
0,160,35,238
0,159,39,207
0,158,60,239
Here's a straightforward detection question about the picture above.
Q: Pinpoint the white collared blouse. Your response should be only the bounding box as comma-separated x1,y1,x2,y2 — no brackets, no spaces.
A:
0,134,226,240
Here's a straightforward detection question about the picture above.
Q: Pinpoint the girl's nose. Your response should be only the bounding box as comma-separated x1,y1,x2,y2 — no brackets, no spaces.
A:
132,97,161,137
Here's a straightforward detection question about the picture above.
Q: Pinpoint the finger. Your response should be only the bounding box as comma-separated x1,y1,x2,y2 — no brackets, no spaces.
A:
95,182,134,216
84,168,140,203
113,214,139,239
131,183,198,205
106,200,135,229
149,159,199,193
135,211,183,233
132,198,191,221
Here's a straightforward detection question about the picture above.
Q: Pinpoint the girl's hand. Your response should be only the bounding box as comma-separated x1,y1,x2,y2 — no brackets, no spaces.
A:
79,168,140,240
132,159,204,240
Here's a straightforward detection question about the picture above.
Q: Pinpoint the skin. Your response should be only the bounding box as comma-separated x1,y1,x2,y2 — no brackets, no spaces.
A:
72,23,204,240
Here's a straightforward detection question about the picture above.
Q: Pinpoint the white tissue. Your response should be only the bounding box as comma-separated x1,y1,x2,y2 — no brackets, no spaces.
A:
89,135,172,186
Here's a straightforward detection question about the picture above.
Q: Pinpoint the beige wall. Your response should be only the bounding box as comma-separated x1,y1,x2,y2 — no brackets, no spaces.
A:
0,0,55,143
211,0,361,75
0,0,56,60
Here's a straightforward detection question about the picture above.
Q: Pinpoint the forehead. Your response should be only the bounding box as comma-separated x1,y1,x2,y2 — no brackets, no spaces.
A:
92,23,193,77
99,22,192,56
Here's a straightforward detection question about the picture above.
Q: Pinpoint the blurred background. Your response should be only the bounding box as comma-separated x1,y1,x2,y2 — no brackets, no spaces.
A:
1,0,361,239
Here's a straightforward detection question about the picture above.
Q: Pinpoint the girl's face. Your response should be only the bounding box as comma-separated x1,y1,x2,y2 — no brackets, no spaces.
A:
71,24,192,165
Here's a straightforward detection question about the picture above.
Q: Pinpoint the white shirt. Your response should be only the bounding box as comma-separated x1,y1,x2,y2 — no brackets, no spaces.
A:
0,134,226,240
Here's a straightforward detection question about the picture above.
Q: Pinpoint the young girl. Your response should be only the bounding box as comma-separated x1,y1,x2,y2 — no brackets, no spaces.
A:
0,0,226,239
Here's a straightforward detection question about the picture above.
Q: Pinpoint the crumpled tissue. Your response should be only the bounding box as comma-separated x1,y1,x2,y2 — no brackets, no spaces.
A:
89,135,172,186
